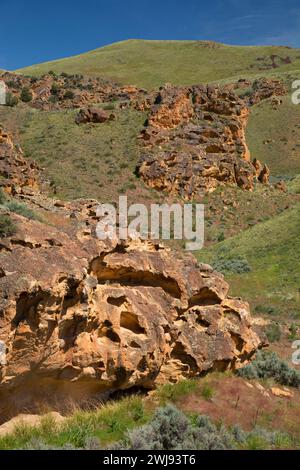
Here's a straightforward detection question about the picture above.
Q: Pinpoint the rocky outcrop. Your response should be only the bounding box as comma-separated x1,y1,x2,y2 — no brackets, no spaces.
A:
137,84,269,198
224,77,287,107
246,78,287,106
75,107,115,124
0,127,40,195
0,209,262,415
0,71,147,111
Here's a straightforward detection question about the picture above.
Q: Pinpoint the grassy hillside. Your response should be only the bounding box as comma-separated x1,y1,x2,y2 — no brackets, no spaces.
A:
197,201,300,319
0,104,165,205
18,40,300,88
246,95,300,178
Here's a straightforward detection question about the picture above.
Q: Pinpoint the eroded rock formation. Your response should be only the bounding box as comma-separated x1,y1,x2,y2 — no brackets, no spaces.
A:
136,84,270,198
0,71,147,111
0,127,40,195
75,107,115,124
0,214,262,415
246,78,287,106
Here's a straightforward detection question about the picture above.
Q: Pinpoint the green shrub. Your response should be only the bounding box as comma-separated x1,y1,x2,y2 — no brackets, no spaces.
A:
212,256,251,274
265,323,281,343
156,379,197,403
117,406,234,450
288,323,299,340
0,189,6,205
6,200,38,220
20,87,33,103
50,83,60,95
217,231,225,242
201,384,214,401
5,92,19,107
118,405,190,450
116,405,293,450
0,214,16,237
254,305,279,316
237,351,300,387
244,427,291,450
182,415,234,450
6,80,19,89
64,90,75,100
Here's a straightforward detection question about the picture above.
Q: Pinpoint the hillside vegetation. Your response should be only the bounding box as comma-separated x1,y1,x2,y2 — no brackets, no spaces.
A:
198,201,300,318
18,40,300,88
1,373,300,450
246,95,300,177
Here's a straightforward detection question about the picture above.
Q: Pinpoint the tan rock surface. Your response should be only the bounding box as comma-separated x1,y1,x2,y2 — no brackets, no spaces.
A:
0,412,65,437
0,127,40,195
271,387,294,398
0,209,262,416
137,84,269,198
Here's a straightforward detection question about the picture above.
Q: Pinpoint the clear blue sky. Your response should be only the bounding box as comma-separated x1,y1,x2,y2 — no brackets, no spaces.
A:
1,0,299,70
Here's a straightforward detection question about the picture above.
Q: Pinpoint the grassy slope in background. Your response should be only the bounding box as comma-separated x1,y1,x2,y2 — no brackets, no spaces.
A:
18,40,300,88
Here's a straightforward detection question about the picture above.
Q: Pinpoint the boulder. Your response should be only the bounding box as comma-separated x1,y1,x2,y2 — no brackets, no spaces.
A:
75,107,115,124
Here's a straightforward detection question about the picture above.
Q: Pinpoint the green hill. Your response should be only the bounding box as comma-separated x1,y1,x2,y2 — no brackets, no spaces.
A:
197,200,300,319
17,39,300,88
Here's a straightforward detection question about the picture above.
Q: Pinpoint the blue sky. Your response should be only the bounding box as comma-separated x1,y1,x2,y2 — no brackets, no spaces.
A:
1,0,299,69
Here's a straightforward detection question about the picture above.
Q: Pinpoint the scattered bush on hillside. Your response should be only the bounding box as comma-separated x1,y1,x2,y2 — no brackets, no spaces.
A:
237,350,300,387
64,90,75,100
0,401,292,450
212,256,251,274
20,87,33,103
6,80,19,89
50,83,60,95
201,384,214,401
217,231,225,242
0,213,16,237
0,188,6,205
254,304,279,316
288,323,299,340
6,200,38,220
115,404,291,450
156,379,197,403
5,92,19,107
265,323,281,343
